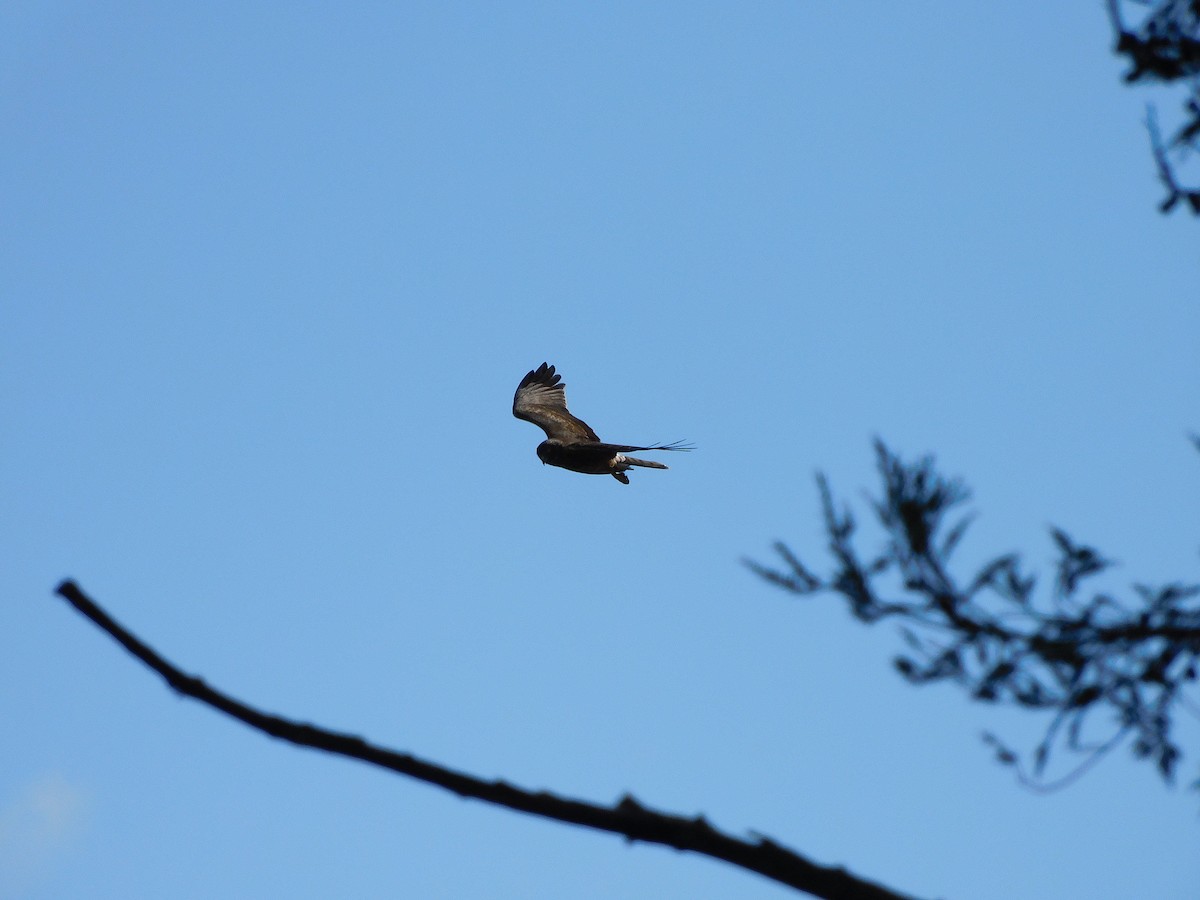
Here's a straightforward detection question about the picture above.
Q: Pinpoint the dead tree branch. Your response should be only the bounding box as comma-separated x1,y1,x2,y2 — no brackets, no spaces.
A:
52,579,921,900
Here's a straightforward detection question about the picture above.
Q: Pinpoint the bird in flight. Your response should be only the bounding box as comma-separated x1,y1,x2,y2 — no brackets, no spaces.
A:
513,362,692,484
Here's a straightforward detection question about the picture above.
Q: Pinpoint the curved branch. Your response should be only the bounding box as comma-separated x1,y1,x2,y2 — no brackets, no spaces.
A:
53,580,920,900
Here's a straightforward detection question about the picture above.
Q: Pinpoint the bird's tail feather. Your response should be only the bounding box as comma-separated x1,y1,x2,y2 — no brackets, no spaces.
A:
623,456,668,470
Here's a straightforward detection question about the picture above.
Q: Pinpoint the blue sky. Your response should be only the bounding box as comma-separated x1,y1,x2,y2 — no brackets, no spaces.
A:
3,4,1198,898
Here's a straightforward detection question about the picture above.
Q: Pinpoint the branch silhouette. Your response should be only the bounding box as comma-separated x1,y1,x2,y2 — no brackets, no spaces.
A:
1106,0,1200,213
53,579,920,900
748,440,1200,793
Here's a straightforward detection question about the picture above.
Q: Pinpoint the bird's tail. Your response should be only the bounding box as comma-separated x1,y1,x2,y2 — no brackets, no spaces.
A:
622,455,668,470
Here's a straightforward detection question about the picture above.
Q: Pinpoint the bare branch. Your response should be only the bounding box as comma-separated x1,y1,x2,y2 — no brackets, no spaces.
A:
1146,104,1197,213
52,579,922,900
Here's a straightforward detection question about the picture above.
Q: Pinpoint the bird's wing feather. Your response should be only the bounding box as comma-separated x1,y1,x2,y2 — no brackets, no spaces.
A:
512,363,601,443
589,440,694,453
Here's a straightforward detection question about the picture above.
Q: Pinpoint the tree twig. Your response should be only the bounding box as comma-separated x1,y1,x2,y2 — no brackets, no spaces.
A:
52,579,921,900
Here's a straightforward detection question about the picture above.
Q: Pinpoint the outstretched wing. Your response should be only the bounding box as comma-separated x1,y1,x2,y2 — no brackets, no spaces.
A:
513,362,601,443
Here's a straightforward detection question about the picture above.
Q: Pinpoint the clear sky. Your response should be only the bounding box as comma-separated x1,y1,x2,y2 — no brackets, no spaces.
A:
3,4,1198,899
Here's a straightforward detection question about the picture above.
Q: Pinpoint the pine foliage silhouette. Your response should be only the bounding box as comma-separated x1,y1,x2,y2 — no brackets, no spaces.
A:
749,439,1200,792
1106,0,1200,213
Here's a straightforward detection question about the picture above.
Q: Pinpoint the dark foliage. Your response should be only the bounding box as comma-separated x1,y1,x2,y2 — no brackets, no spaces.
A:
748,440,1200,792
1106,0,1200,213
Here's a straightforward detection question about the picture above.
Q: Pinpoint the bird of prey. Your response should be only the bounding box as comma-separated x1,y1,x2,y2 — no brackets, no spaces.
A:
513,362,691,484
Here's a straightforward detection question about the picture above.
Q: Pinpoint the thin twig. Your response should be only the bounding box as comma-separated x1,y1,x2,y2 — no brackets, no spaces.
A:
1014,726,1132,794
1146,104,1184,210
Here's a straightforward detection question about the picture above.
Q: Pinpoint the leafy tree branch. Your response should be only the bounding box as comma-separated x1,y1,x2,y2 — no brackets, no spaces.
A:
1106,0,1200,213
749,440,1200,792
52,579,919,900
